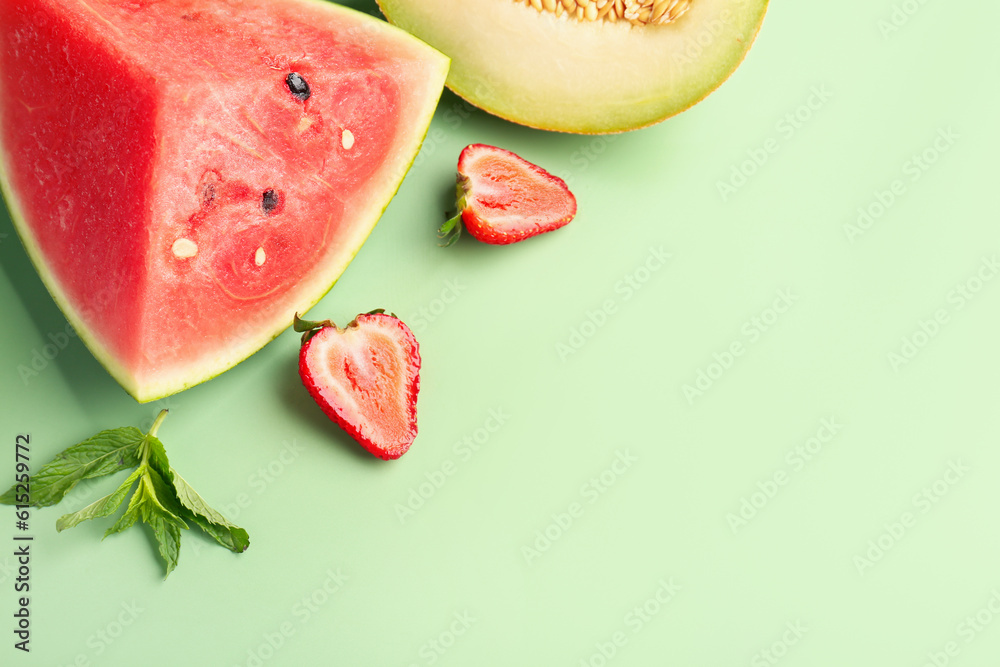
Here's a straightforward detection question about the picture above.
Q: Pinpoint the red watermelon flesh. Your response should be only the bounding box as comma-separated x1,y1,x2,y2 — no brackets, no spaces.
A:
0,0,448,401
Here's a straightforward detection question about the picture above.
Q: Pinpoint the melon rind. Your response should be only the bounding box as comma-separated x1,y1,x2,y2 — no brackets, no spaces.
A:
377,0,768,134
0,0,449,402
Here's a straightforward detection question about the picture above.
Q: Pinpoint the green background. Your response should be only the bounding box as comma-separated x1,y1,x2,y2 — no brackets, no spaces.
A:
3,0,999,665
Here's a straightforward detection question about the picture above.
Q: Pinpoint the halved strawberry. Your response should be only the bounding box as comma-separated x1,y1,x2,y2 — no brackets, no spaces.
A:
438,144,577,246
295,310,420,460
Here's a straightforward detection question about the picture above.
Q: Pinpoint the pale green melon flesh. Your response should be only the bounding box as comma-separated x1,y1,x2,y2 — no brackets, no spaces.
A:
378,0,768,133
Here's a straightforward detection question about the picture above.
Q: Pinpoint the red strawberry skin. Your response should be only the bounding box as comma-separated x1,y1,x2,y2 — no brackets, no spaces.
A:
298,313,420,460
458,144,576,245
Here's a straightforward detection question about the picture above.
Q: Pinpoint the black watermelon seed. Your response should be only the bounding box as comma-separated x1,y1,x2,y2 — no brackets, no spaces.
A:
285,72,310,101
262,189,280,215
200,183,215,206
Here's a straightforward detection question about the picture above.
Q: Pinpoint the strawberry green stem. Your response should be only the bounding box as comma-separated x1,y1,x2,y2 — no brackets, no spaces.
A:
437,180,468,247
294,312,342,344
294,313,346,344
437,212,463,247
293,313,337,332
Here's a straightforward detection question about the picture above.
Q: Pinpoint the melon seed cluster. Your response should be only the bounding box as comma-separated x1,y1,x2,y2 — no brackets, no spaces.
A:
514,0,692,25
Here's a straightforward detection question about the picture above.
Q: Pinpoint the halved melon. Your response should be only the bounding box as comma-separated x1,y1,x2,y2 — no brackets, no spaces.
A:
377,0,768,133
0,0,448,401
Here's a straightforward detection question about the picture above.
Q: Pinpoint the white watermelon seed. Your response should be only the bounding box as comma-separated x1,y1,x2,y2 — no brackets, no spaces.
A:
255,247,266,266
171,238,198,259
296,117,315,133
341,129,355,150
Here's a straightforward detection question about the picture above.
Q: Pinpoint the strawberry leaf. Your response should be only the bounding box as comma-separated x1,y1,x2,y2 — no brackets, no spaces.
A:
437,212,463,247
294,312,338,343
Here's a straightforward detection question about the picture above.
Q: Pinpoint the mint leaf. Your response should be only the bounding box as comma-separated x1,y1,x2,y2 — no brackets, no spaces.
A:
143,434,172,479
146,511,183,578
0,427,143,507
56,468,141,532
102,464,189,577
104,483,144,537
145,429,249,554
141,463,189,577
185,512,250,553
1,410,249,578
170,470,250,553
143,464,187,526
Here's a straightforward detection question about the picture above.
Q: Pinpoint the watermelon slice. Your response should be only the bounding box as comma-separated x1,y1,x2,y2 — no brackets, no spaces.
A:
0,0,448,402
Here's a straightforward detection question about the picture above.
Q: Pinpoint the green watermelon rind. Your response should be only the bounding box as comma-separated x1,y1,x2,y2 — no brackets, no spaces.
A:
0,0,449,403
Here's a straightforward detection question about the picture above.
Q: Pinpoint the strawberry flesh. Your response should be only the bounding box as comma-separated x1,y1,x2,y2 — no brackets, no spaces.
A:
298,312,420,460
443,144,576,245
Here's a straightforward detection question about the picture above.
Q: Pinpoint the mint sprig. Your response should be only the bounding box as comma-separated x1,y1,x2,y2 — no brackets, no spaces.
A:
1,410,248,577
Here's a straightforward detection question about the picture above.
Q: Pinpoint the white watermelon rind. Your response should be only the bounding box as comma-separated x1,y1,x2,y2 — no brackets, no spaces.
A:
0,0,449,403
